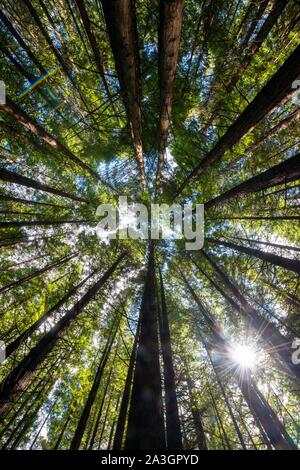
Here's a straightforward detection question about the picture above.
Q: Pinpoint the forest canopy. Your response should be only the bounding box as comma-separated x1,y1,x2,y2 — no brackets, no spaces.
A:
0,0,300,451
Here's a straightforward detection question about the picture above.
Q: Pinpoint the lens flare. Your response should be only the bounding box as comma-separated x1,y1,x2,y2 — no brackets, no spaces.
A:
230,344,256,369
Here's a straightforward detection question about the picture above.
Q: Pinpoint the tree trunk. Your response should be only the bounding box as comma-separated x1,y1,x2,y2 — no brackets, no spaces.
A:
205,153,300,208
156,0,184,188
179,270,297,450
175,43,300,195
0,97,101,181
158,268,182,449
206,238,300,275
6,265,101,357
0,167,88,203
0,219,91,229
113,319,140,450
0,252,78,295
0,253,126,419
125,243,165,449
70,315,120,449
100,0,146,190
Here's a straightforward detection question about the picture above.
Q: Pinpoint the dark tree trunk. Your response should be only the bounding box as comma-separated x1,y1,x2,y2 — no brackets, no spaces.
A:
229,236,300,253
0,253,126,419
179,271,297,450
0,219,91,229
205,153,300,208
125,244,165,449
100,0,146,189
0,252,78,295
0,167,88,203
70,316,119,449
176,43,300,195
206,238,300,275
158,268,182,449
200,252,300,383
113,319,140,450
185,371,207,450
0,97,101,181
6,265,101,357
156,0,184,188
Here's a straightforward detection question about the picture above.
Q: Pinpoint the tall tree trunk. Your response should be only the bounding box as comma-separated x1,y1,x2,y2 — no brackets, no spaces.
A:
0,219,91,229
0,167,88,203
158,268,182,449
0,253,126,419
0,97,101,181
156,0,184,188
6,265,101,357
100,0,146,189
205,153,300,208
175,43,300,196
113,319,140,450
125,243,165,449
179,270,297,450
0,252,78,295
199,252,300,383
229,236,300,253
206,238,300,275
185,370,207,450
70,315,120,449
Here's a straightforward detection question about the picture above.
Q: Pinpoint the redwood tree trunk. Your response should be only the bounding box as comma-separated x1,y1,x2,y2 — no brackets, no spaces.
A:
125,244,165,449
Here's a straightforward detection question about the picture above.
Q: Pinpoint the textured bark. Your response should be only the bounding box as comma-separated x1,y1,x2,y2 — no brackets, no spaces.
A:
125,244,165,449
0,97,100,181
101,0,146,189
206,238,300,275
175,43,300,195
158,268,182,449
156,0,184,188
0,253,126,419
205,153,300,208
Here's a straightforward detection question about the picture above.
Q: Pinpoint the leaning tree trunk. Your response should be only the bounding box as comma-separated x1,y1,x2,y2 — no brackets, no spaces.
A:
0,253,126,420
125,243,165,449
205,153,300,208
180,270,297,450
206,238,300,275
0,167,88,203
199,252,300,384
158,268,182,449
0,97,101,181
175,43,300,195
5,265,101,357
113,318,140,450
70,315,119,449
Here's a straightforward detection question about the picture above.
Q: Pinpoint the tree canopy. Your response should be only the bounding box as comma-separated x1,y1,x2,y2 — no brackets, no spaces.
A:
0,0,300,451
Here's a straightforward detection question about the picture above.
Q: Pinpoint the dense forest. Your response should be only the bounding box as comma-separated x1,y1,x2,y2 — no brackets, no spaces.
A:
0,0,300,451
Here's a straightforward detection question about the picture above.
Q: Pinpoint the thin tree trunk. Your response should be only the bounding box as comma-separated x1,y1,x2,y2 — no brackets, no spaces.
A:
0,167,88,203
0,97,101,181
6,265,101,357
70,315,120,449
125,243,165,449
113,319,140,450
0,253,126,419
206,238,300,275
0,252,78,295
205,153,300,208
158,268,182,449
0,219,91,229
